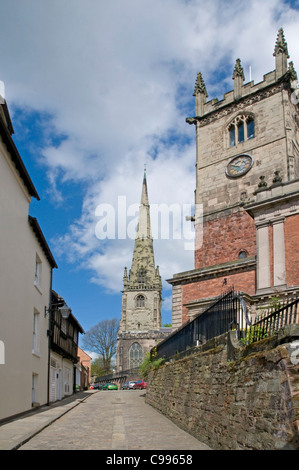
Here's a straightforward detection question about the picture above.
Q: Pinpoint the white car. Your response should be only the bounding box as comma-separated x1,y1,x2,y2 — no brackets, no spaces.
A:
121,381,136,390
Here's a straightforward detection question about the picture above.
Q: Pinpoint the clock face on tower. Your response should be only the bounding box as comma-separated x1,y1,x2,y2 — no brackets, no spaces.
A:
226,154,253,178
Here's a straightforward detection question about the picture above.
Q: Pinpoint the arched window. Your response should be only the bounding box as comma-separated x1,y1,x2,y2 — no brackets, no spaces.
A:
238,250,248,259
238,121,244,143
247,118,255,140
229,125,235,147
136,295,145,308
129,342,143,369
228,114,255,147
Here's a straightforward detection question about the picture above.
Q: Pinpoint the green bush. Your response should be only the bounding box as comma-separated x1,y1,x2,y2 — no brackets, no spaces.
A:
139,352,164,379
240,324,269,346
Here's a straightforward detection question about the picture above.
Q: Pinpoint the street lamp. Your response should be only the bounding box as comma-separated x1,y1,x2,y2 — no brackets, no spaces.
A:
44,302,71,318
58,303,71,319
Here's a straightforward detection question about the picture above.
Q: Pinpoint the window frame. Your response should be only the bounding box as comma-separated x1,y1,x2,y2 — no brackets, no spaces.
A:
32,309,40,355
129,342,143,369
136,294,145,308
227,114,255,148
34,254,42,292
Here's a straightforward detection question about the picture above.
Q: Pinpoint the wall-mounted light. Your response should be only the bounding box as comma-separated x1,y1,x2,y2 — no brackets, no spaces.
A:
59,303,71,319
44,302,72,318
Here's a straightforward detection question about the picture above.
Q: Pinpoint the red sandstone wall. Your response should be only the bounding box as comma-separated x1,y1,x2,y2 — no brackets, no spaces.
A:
181,270,256,324
285,214,299,287
195,210,256,269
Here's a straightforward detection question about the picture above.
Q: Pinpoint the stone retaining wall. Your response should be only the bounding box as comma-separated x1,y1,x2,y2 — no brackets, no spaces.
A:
146,325,299,450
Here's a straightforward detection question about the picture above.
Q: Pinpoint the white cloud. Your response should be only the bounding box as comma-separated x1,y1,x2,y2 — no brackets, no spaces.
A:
1,0,299,312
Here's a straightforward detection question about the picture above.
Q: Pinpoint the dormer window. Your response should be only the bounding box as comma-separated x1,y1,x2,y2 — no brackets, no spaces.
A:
228,114,255,147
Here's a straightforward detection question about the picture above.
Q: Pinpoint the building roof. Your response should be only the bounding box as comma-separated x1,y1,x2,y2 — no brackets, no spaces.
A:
0,102,40,200
51,290,85,334
28,216,57,268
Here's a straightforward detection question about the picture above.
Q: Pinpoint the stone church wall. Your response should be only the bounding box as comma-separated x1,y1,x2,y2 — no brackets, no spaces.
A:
146,325,299,450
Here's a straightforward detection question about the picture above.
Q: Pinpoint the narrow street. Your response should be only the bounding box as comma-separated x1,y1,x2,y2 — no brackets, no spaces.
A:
18,390,210,451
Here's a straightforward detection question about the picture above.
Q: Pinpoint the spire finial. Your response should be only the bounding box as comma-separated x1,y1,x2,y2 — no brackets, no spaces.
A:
233,59,245,100
232,58,245,81
288,61,298,82
273,27,289,58
144,163,147,180
193,72,208,97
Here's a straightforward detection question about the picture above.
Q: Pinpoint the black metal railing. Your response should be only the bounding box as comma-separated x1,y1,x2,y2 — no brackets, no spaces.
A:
151,289,248,361
242,296,299,345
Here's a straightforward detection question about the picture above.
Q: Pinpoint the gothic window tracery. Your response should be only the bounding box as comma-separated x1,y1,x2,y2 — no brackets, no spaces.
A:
228,114,255,147
129,342,143,368
136,294,145,308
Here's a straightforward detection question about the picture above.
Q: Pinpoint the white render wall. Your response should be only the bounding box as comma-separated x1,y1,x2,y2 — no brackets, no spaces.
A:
0,138,52,421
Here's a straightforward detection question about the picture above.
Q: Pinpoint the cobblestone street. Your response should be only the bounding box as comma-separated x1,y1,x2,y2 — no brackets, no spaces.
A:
18,390,210,450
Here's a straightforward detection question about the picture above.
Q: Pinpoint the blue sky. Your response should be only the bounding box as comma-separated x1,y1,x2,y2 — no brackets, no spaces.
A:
1,0,299,353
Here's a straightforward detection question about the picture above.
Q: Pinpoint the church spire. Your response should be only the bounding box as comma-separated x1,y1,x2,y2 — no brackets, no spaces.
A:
126,170,160,291
140,165,149,207
119,170,162,337
136,168,151,240
116,172,166,373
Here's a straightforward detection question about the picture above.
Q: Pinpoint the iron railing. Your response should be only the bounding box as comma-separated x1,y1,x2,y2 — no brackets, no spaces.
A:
151,289,249,361
242,296,299,345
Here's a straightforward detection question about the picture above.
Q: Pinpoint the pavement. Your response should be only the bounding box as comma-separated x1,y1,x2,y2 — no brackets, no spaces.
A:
0,390,96,450
0,390,211,451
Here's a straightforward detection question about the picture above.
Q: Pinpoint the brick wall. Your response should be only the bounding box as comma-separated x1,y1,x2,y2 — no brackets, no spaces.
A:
195,210,256,269
285,214,299,287
181,270,256,324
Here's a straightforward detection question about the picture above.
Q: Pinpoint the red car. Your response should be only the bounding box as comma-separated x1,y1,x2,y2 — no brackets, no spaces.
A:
133,380,147,390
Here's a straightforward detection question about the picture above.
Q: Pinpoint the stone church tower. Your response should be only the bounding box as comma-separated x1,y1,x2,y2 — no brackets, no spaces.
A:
116,171,170,373
168,28,299,328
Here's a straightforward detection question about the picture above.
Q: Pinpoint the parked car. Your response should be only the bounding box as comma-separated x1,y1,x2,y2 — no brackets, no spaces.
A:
133,380,147,390
102,382,118,390
122,381,136,390
89,383,102,390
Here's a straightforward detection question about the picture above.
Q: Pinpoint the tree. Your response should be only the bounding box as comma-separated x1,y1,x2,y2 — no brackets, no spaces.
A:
91,357,106,377
82,318,119,374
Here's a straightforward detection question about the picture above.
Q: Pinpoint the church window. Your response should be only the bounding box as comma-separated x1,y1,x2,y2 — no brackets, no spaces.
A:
229,125,235,147
136,295,145,308
228,114,255,147
129,342,143,369
247,118,254,140
238,121,244,143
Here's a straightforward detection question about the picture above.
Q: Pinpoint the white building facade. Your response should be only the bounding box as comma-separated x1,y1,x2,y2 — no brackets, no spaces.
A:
0,97,57,421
